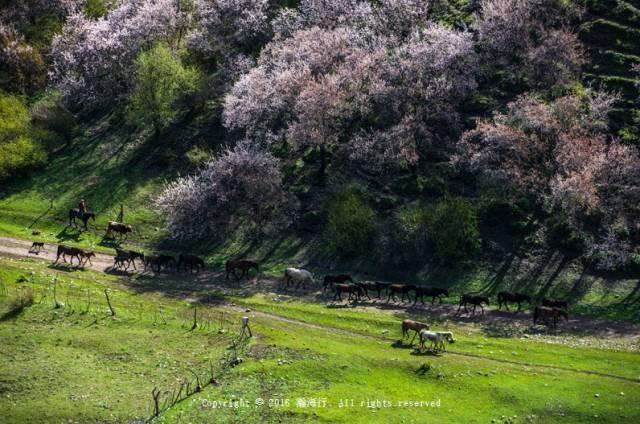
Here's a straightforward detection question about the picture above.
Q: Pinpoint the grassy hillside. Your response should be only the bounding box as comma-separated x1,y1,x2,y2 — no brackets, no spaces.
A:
581,0,640,139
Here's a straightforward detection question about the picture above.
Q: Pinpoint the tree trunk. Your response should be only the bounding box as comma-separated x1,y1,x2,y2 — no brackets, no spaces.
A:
318,144,327,181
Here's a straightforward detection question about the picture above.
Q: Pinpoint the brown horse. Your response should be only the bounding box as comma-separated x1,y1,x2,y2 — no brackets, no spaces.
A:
533,306,569,327
401,319,430,345
106,221,132,239
541,298,568,310
115,248,144,270
178,254,205,273
54,245,83,265
457,294,490,315
497,291,531,311
323,274,353,291
357,281,391,299
387,284,416,302
225,260,259,280
69,208,96,230
333,284,364,302
413,287,449,305
145,255,176,272
79,250,96,267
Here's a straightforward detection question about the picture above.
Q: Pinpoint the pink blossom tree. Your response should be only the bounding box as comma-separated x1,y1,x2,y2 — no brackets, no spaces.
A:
50,0,185,108
156,141,297,239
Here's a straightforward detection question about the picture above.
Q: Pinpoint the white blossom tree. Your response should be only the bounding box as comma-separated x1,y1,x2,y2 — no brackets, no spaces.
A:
156,141,297,239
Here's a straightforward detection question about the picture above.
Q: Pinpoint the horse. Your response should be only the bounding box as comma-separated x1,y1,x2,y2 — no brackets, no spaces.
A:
332,284,364,302
413,287,449,305
54,245,83,265
284,268,314,290
69,208,96,230
387,284,416,302
113,255,131,270
79,250,96,267
145,255,175,272
106,221,133,239
419,330,455,352
401,319,430,345
457,294,490,315
533,306,569,328
541,298,568,310
497,291,532,311
225,260,259,280
115,248,144,270
323,274,353,291
29,241,45,254
177,254,205,273
358,281,391,299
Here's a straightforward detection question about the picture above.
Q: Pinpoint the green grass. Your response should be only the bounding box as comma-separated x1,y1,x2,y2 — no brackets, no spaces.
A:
1,258,638,423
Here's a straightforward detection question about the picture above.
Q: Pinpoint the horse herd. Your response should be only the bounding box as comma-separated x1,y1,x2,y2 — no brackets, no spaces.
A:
304,271,570,328
42,242,569,328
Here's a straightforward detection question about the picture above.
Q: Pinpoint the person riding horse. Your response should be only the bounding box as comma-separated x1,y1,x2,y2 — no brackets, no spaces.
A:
78,200,86,219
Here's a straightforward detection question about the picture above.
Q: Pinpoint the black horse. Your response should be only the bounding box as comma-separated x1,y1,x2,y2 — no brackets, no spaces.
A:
69,208,96,230
497,291,532,311
413,287,449,305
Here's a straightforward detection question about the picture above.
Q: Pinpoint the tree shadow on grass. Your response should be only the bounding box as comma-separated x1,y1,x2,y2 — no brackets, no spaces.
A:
56,227,83,243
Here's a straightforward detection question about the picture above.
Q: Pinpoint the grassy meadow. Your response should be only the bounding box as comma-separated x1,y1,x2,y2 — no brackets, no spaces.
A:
0,256,638,423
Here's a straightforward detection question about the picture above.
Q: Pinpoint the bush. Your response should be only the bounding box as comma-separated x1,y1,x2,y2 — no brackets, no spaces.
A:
427,197,479,264
30,90,77,142
127,43,200,133
326,186,377,257
380,204,430,265
0,94,47,181
0,25,46,94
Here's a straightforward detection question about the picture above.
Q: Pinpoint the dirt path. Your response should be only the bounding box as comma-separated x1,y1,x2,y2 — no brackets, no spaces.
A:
1,236,639,339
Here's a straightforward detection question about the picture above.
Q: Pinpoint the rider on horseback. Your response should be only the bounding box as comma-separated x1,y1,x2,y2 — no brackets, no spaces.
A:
78,199,86,219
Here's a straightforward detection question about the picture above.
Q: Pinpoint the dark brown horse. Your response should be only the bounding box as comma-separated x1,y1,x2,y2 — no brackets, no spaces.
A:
225,260,259,280
357,281,391,299
115,248,144,270
533,306,569,327
387,284,416,302
106,222,133,239
333,284,364,302
497,291,532,311
457,294,490,315
54,245,83,265
178,254,205,273
541,298,568,310
69,208,96,230
145,255,176,272
323,274,354,291
413,287,449,305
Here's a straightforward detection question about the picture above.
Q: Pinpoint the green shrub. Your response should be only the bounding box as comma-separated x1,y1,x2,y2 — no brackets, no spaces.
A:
427,197,480,263
326,186,377,257
127,43,200,133
30,90,77,142
381,204,430,265
0,94,47,181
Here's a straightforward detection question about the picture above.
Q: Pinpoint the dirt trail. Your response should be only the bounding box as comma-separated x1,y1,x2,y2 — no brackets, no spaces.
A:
0,236,638,339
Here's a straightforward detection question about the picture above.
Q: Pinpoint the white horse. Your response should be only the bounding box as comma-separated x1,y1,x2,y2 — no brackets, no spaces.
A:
284,267,314,289
418,330,456,352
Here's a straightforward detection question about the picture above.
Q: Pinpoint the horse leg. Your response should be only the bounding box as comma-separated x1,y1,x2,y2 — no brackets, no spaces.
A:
480,304,484,314
409,331,417,346
504,301,509,311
